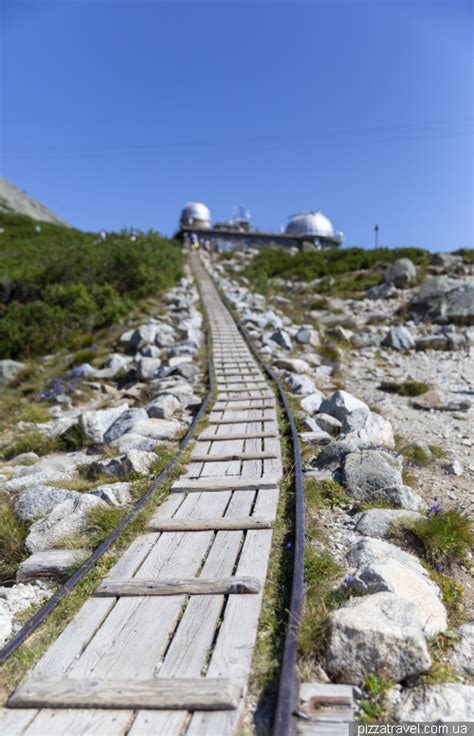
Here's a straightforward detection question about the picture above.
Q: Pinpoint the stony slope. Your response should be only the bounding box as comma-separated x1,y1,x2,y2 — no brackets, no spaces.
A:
0,177,67,226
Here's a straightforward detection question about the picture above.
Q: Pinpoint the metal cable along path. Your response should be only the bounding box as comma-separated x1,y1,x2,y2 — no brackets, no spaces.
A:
0,254,303,736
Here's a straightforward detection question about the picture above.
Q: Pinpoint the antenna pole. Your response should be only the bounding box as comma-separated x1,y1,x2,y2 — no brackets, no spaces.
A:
374,224,379,248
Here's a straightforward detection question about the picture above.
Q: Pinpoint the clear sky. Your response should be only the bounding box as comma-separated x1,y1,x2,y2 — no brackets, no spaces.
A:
1,0,472,250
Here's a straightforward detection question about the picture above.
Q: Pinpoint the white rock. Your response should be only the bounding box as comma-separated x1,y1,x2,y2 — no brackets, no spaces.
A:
103,408,149,444
396,684,474,721
319,390,370,423
325,592,431,684
79,404,129,443
285,373,317,396
146,394,181,419
17,549,89,581
137,357,162,381
273,358,311,374
300,392,324,414
25,495,107,552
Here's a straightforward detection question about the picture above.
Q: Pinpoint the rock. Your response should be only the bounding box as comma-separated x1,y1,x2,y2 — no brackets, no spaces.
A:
325,592,431,684
411,388,471,412
381,325,416,350
331,326,353,342
343,410,395,448
448,623,474,676
351,331,381,348
17,549,89,581
300,392,324,414
432,253,463,269
314,413,342,436
155,332,175,348
410,276,474,325
137,357,162,381
0,359,26,385
14,486,80,522
140,345,161,359
73,363,96,377
285,373,317,396
352,558,447,636
146,394,181,419
342,450,403,501
174,362,199,381
112,449,157,477
130,323,161,349
396,684,474,721
270,329,293,351
384,258,417,288
168,355,192,368
299,429,332,446
313,440,361,470
105,352,132,374
125,418,181,441
109,433,158,453
415,334,450,350
347,537,432,577
91,482,132,506
319,390,369,424
365,282,396,300
273,358,310,374
25,494,107,552
103,408,149,444
354,508,422,538
79,404,130,443
445,460,463,476
10,452,39,465
0,582,51,643
296,328,321,348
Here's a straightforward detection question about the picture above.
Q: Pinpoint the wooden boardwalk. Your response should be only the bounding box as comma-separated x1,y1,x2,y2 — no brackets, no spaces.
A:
1,256,283,736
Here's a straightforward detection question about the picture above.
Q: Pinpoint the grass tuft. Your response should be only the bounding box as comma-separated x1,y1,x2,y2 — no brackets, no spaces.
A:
406,509,473,567
0,496,29,584
379,380,430,397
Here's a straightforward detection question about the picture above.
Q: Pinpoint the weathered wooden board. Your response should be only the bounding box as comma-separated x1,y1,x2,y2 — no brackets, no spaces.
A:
9,679,241,711
191,451,278,462
147,516,272,532
198,431,278,441
94,576,260,597
171,476,280,492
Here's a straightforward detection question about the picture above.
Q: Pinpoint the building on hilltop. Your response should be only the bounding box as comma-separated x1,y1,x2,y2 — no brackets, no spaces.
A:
175,202,343,252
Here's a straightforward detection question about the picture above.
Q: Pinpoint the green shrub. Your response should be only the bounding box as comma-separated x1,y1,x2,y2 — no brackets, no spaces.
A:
379,380,430,397
1,430,57,461
0,497,28,583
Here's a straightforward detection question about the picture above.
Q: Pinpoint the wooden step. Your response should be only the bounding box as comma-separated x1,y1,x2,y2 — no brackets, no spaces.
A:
171,476,280,492
94,575,261,597
209,413,275,423
147,516,273,532
198,431,278,441
190,451,278,462
9,678,241,710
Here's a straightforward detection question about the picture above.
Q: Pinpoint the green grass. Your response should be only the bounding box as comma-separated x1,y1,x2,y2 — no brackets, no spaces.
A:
0,497,29,584
379,380,430,397
405,510,473,567
420,631,461,686
400,443,447,467
305,478,352,511
0,395,50,429
359,673,394,722
0,430,58,461
0,211,184,359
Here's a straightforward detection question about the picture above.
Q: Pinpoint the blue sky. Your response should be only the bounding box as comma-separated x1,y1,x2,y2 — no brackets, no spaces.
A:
1,0,472,250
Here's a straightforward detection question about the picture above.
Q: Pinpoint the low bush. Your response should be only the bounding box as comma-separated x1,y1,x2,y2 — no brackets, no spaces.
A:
379,380,430,397
0,212,184,359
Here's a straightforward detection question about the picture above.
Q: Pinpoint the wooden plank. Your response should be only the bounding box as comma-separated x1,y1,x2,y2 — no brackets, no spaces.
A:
94,576,261,597
300,683,354,706
171,476,280,492
9,679,241,711
0,708,38,736
198,431,278,441
190,451,278,462
147,516,272,532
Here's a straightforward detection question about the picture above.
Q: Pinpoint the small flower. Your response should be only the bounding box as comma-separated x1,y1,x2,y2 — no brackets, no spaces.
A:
286,542,293,550
435,563,444,572
344,575,354,585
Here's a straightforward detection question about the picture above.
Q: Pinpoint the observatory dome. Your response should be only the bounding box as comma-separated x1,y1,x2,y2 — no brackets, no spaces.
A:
180,202,212,228
285,211,335,238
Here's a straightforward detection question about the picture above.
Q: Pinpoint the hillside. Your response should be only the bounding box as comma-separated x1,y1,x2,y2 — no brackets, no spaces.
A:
0,177,67,226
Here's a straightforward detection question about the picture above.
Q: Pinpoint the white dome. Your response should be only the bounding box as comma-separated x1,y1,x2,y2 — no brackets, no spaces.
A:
180,201,211,226
285,211,335,238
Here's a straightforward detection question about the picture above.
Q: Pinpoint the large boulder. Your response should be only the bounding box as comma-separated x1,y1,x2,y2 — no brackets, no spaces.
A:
25,494,107,552
0,360,27,385
14,487,80,522
384,258,417,288
325,592,431,684
103,408,149,444
410,276,474,325
342,450,403,502
381,325,416,351
343,410,395,448
318,390,369,424
396,684,474,722
79,404,130,443
351,557,447,636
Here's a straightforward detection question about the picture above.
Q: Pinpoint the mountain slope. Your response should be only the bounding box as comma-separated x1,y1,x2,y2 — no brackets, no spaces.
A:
0,177,67,226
